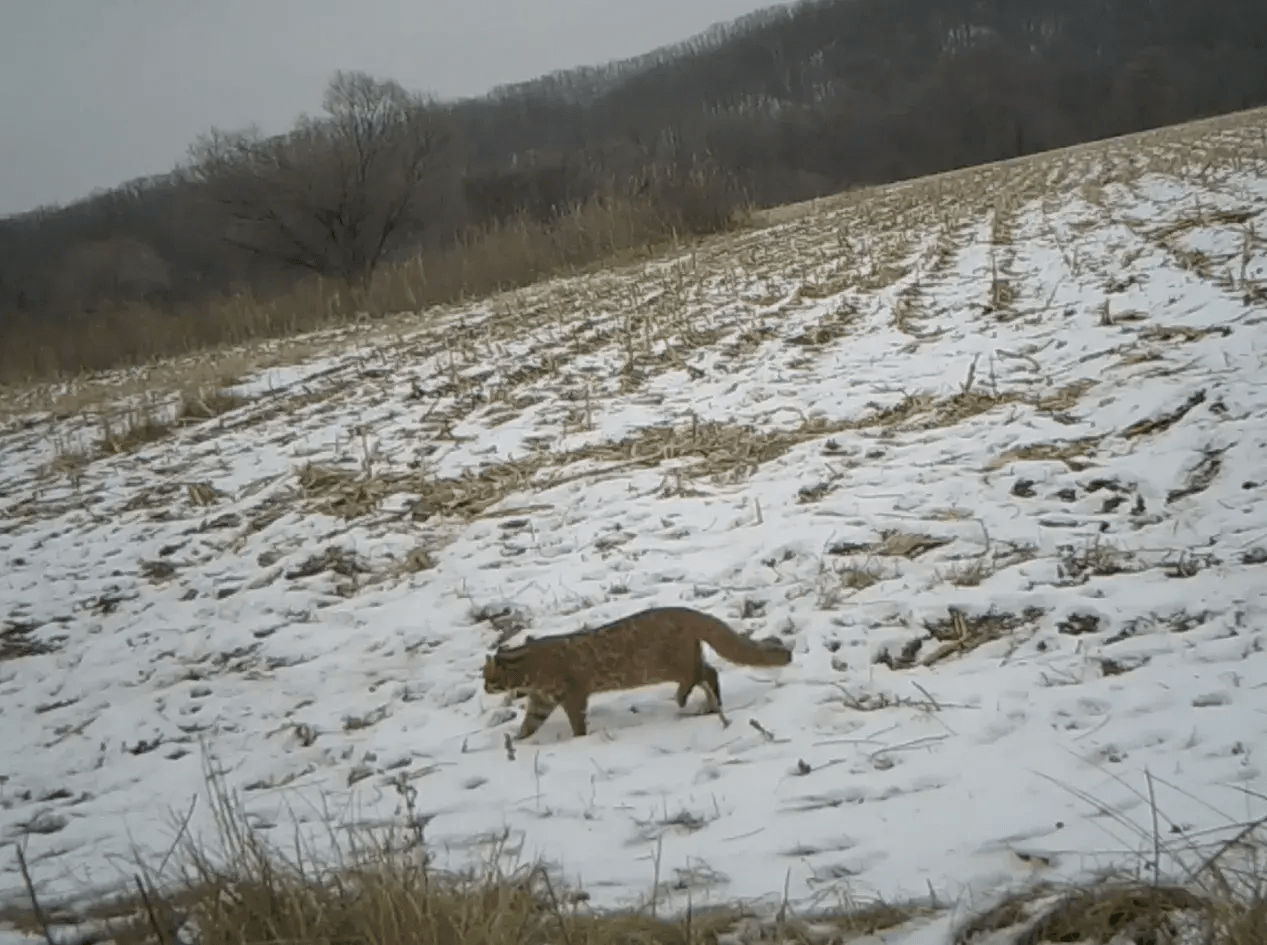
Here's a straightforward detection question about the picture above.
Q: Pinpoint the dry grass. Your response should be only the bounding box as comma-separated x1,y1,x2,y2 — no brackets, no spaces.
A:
388,543,438,576
296,463,395,520
277,389,1033,530
816,557,893,609
872,605,1048,668
987,436,1105,471
178,388,250,421
954,880,1267,945
97,404,173,455
0,767,933,945
786,300,860,347
0,184,746,390
1033,380,1097,415
1138,324,1234,345
41,441,92,481
4,346,300,421
1121,389,1208,439
6,107,1262,448
5,761,1263,945
826,531,952,560
0,620,62,662
1059,537,1147,582
939,557,995,587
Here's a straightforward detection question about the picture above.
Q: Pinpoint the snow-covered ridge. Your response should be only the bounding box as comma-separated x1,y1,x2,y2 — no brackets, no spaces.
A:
2,108,1267,927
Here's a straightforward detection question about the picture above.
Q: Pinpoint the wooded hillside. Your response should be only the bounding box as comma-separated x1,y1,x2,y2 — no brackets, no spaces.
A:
2,0,1263,380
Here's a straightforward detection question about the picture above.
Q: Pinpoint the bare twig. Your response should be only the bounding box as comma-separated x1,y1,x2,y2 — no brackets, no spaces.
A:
911,681,941,711
540,868,575,945
650,833,664,919
961,352,980,394
135,874,171,945
15,843,55,945
1147,768,1161,888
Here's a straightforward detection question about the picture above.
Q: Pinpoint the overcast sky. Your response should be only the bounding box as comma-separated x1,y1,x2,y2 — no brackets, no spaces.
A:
0,0,786,218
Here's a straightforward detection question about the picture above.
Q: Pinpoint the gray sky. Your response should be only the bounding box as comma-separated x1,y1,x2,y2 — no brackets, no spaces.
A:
0,0,786,218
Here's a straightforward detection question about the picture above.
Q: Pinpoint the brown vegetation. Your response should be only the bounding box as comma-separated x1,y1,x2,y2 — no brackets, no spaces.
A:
3,765,1264,945
0,184,744,385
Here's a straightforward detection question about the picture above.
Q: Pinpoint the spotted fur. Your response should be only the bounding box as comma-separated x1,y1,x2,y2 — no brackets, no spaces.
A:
482,606,792,739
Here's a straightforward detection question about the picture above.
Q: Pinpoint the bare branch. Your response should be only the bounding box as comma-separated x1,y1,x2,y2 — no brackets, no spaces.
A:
184,71,455,287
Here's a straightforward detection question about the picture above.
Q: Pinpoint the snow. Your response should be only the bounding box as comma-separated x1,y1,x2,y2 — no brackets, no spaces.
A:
3,118,1267,940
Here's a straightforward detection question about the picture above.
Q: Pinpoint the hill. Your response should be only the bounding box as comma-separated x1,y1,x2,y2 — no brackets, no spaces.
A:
4,0,1266,382
2,107,1267,944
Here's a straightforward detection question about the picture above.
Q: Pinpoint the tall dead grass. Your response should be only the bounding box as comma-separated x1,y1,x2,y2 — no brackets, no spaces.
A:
0,762,918,945
0,183,746,386
3,758,1265,945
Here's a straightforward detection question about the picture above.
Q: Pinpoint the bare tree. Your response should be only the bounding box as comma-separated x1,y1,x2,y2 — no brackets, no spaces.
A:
54,236,171,312
186,70,453,286
7,0,1267,330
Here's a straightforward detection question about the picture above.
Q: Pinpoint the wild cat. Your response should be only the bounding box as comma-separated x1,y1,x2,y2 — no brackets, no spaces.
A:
481,606,793,739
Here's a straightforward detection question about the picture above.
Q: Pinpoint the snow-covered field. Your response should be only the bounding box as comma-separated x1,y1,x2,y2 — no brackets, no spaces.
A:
3,109,1267,940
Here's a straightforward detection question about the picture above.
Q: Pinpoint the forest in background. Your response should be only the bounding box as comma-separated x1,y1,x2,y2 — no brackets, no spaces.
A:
2,0,1265,381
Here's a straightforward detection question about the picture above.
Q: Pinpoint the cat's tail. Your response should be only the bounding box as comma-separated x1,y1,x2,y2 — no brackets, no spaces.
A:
671,608,793,667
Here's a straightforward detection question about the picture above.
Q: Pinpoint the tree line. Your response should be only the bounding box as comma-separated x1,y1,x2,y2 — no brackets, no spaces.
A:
1,0,1264,352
